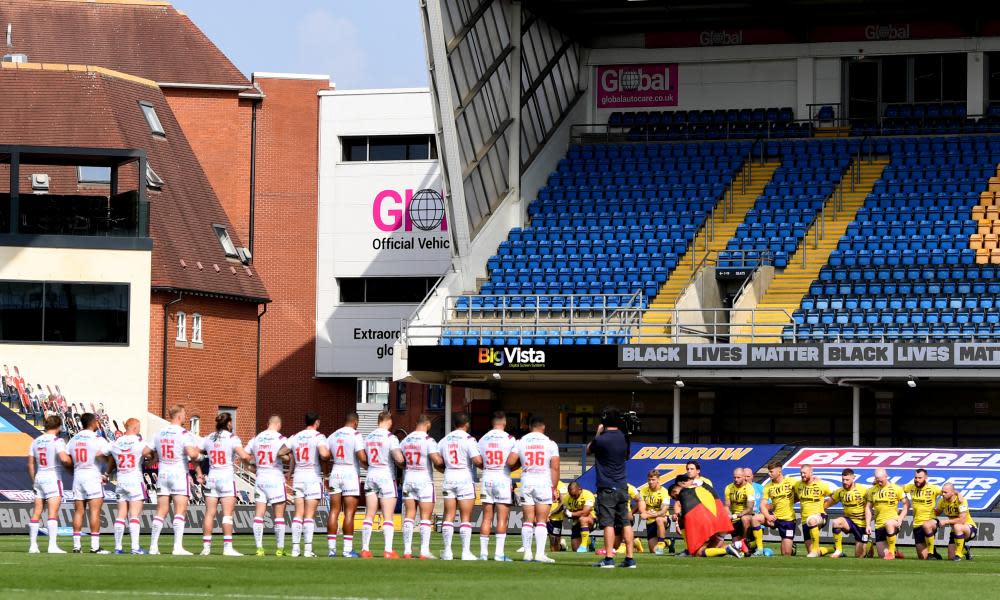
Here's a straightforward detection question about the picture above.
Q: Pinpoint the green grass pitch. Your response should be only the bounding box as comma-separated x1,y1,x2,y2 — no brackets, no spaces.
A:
1,535,998,599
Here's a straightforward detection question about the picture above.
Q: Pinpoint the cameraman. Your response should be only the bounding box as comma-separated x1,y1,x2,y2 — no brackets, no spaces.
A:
587,407,636,569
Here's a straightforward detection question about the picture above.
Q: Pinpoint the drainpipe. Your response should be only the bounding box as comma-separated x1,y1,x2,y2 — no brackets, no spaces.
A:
248,98,260,259
256,303,267,427
161,292,183,418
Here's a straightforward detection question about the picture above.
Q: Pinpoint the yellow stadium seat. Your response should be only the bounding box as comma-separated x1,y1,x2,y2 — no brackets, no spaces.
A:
986,233,999,250
977,248,990,264
991,249,1000,265
987,207,1000,221
980,221,993,235
973,206,986,220
970,234,984,249
990,177,1000,192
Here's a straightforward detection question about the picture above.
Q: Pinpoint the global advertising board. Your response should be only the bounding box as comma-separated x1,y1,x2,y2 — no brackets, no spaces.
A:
575,443,783,493
317,88,451,377
784,448,1000,510
596,63,678,109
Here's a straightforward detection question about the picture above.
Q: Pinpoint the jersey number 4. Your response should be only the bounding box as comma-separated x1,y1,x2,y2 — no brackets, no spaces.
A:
335,443,346,460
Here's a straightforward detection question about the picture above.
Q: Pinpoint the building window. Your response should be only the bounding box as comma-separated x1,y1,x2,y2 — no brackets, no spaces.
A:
341,135,437,162
139,101,166,136
219,407,236,433
146,164,164,190
189,416,201,436
358,379,389,405
213,225,239,259
0,281,129,345
337,277,439,303
191,313,202,344
175,311,187,342
396,381,408,412
77,166,111,184
427,385,445,411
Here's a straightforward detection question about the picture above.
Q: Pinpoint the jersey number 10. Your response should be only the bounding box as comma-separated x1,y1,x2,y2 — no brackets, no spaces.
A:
74,447,88,463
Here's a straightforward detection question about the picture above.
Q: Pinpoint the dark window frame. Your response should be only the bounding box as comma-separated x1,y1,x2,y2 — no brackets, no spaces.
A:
0,280,130,346
138,101,166,137
337,277,439,304
340,135,437,162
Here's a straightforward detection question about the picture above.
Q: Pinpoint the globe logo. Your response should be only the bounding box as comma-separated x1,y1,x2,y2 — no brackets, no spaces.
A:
620,70,641,91
408,188,446,231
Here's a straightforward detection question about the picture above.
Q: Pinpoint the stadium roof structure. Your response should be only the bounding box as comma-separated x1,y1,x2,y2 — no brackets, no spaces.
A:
0,0,252,88
0,64,269,303
522,0,987,39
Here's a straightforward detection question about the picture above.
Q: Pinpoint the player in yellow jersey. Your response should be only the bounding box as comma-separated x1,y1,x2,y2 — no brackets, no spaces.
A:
545,480,569,552
751,462,796,556
825,468,868,558
794,465,833,558
564,482,595,553
723,468,755,556
864,468,909,560
640,470,671,555
936,483,977,561
904,468,942,560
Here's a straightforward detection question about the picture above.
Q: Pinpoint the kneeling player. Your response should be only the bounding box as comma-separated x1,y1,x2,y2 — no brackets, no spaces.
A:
27,415,71,554
641,470,671,554
245,416,290,556
864,468,908,560
937,483,977,561
752,462,796,556
826,468,868,558
794,465,833,557
904,468,942,560
724,468,755,556
564,482,595,552
546,480,569,552
105,418,151,554
668,476,739,558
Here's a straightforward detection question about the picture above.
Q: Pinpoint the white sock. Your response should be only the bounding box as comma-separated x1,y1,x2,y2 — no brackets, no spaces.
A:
383,523,394,553
419,520,432,556
521,524,533,555
129,519,141,551
223,536,233,550
253,518,264,549
303,519,315,552
327,533,338,553
460,523,472,555
172,516,185,550
150,516,164,549
90,532,101,551
73,532,82,550
29,519,40,548
47,519,59,551
291,519,302,548
402,519,414,555
534,523,547,558
203,535,212,551
114,520,126,550
343,534,353,554
275,519,286,549
442,523,454,554
480,535,490,557
496,533,507,558
361,520,373,551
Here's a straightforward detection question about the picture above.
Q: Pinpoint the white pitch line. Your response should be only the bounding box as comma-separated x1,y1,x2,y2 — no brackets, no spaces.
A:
0,590,388,600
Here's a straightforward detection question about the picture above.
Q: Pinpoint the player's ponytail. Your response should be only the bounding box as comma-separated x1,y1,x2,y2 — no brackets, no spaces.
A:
214,412,232,440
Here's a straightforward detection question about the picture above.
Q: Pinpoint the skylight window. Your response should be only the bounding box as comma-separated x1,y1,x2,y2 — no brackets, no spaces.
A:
146,164,164,189
78,166,111,184
213,225,239,259
139,101,165,136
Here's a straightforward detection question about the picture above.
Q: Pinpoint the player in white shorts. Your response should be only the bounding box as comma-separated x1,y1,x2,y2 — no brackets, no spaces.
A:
245,415,290,556
325,412,365,558
508,416,560,564
399,414,443,559
27,415,70,553
437,413,483,561
200,412,253,556
283,412,330,557
478,411,517,561
66,412,112,554
148,405,203,555
104,418,152,554
360,411,404,559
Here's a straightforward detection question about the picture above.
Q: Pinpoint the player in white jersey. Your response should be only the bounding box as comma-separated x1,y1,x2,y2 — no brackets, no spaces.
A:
200,412,253,556
245,415,290,556
436,412,483,561
507,416,560,564
360,411,405,559
66,412,112,554
27,415,71,553
478,411,517,561
148,405,203,555
283,412,330,557
104,418,152,554
325,412,365,558
400,414,443,559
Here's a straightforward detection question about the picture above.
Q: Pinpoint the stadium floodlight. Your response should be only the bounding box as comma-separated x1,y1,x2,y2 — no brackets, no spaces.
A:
675,379,684,388
492,372,501,380
906,379,917,388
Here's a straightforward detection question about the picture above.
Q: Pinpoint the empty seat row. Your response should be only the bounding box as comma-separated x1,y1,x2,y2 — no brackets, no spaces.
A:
609,107,794,128
441,328,630,345
566,142,752,160
795,309,1000,326
490,254,679,272
785,323,1000,341
803,294,1000,311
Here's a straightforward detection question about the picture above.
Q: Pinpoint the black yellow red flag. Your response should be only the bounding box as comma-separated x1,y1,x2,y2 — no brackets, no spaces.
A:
677,483,734,552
